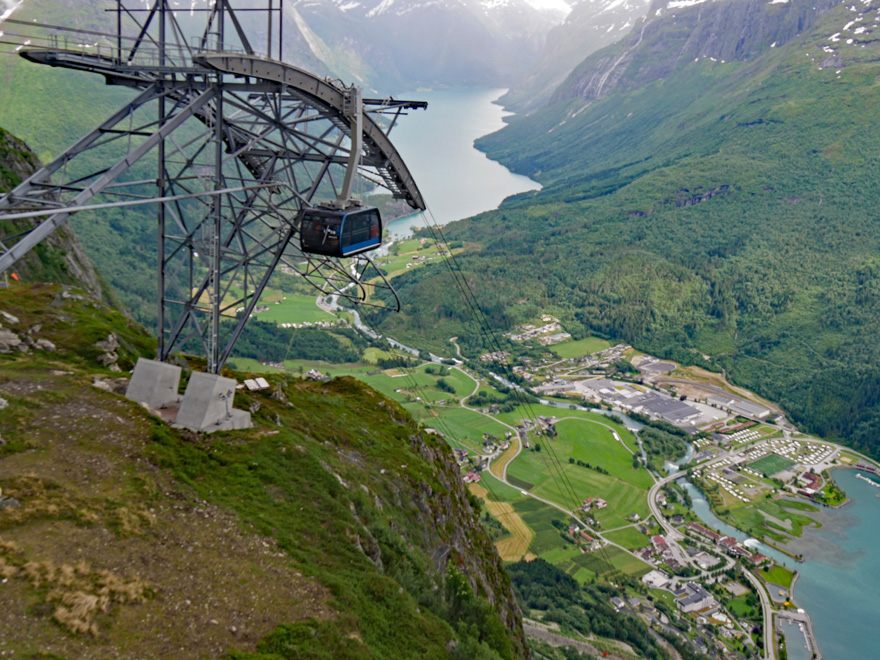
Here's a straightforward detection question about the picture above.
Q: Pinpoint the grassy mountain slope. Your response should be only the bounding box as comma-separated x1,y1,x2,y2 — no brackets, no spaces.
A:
0,283,528,659
378,0,880,456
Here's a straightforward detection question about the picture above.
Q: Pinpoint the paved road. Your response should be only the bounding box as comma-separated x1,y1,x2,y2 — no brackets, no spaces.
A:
453,366,522,482
741,565,776,660
649,473,773,659
647,471,686,544
451,362,654,567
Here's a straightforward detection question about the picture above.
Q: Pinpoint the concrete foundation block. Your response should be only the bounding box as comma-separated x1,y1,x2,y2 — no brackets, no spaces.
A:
175,371,252,433
126,358,181,409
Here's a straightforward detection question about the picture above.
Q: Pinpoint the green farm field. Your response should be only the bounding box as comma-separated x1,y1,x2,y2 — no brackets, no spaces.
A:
604,526,652,551
502,408,651,526
551,336,613,359
758,564,795,589
727,499,819,542
253,294,336,325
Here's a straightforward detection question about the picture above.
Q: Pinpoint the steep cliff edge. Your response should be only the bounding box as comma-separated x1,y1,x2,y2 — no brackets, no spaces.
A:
501,0,651,114
0,126,110,303
0,283,529,659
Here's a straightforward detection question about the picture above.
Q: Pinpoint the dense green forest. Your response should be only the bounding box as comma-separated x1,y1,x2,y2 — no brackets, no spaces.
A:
376,0,880,457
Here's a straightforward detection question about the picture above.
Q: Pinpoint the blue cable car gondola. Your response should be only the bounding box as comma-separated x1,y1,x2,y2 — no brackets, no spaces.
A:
299,206,382,258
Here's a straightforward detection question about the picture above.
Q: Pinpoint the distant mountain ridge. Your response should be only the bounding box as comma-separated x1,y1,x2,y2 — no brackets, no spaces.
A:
501,0,652,113
551,0,844,104
280,0,572,90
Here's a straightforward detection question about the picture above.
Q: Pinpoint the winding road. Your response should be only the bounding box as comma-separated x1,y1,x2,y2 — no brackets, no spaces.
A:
649,472,774,660
452,365,656,570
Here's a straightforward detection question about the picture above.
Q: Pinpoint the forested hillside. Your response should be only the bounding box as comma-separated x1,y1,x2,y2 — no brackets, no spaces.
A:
379,0,880,456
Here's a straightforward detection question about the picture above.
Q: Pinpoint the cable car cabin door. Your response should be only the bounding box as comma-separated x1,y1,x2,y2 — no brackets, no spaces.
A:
299,207,382,258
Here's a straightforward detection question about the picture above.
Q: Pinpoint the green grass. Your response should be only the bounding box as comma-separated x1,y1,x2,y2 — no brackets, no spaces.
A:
425,407,511,449
649,588,676,610
607,548,651,577
572,567,597,584
726,499,819,541
528,464,650,528
567,545,650,578
749,454,796,476
538,546,583,564
726,597,758,619
362,347,393,364
603,526,652,551
500,407,650,526
551,337,613,359
512,498,570,557
759,564,795,589
247,294,337,325
0,283,524,659
479,476,526,504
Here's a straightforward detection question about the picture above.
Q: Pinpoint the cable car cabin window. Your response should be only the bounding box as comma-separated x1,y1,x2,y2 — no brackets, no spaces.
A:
299,207,382,258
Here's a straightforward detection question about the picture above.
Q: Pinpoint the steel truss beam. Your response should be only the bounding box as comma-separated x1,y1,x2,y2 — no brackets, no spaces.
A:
0,1,426,373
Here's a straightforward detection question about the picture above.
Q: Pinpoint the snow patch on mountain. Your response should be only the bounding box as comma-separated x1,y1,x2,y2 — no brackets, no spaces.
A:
366,0,396,17
524,0,573,15
0,0,24,25
668,0,708,8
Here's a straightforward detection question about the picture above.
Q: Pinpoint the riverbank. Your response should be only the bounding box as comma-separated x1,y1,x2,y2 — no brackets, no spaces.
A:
680,462,880,659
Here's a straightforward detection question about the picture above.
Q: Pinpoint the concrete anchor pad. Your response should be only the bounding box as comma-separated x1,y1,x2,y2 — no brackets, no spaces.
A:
126,358,182,409
176,371,252,433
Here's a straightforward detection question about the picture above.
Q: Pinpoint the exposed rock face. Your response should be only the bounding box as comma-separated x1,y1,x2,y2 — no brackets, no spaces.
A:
0,328,25,354
0,313,59,355
552,0,844,104
0,127,109,302
502,0,652,113
408,431,529,657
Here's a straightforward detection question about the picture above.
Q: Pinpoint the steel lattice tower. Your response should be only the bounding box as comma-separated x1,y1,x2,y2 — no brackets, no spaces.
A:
0,0,426,374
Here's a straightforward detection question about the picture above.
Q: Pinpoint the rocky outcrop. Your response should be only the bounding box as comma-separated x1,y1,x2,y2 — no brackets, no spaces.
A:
552,0,845,104
408,431,529,657
502,0,652,113
0,127,109,302
0,309,57,355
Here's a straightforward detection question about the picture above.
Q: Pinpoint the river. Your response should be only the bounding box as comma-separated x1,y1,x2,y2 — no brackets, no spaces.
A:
382,88,540,238
680,468,880,659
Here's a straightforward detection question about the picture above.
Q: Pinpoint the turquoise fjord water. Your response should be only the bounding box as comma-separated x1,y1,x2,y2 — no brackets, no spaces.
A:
787,469,880,660
382,88,540,237
684,469,880,659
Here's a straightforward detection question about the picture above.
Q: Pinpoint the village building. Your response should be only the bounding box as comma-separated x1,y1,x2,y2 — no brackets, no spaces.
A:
673,583,717,614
